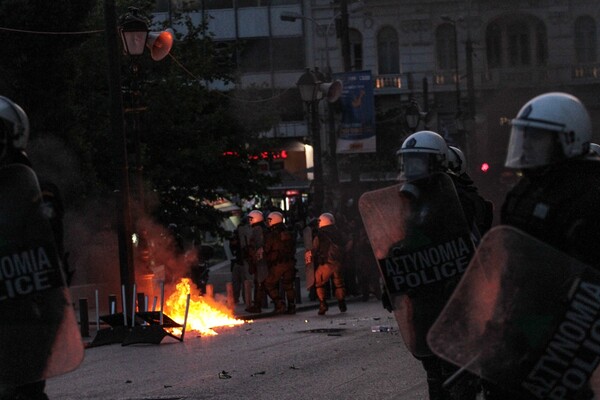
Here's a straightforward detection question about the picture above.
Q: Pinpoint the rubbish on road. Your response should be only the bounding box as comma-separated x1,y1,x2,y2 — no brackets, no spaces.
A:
371,325,392,332
219,370,232,379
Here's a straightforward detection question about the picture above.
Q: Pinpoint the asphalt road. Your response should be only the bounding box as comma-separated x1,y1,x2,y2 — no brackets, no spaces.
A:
45,300,428,400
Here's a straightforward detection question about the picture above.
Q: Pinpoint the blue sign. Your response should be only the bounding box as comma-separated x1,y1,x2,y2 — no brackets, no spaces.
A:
333,70,376,153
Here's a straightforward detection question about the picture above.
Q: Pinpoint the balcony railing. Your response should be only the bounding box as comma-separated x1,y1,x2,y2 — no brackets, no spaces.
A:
373,64,600,95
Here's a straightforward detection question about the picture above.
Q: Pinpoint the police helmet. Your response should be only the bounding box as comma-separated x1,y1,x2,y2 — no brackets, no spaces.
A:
267,211,283,226
506,92,592,169
397,130,448,181
318,213,335,228
247,210,264,225
447,146,466,175
0,96,29,161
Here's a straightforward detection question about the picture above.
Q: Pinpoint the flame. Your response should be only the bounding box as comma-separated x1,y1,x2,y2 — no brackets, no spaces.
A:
164,278,245,336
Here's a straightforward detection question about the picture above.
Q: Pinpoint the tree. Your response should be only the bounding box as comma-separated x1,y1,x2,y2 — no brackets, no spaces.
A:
0,1,281,239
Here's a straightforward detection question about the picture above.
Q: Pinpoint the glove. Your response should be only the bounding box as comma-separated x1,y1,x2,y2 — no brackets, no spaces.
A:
304,250,312,264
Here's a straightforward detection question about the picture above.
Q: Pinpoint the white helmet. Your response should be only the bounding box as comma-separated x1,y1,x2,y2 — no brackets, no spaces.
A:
247,210,264,225
506,92,592,169
397,130,448,181
267,211,283,226
318,212,335,228
0,96,29,161
590,143,600,156
447,146,466,175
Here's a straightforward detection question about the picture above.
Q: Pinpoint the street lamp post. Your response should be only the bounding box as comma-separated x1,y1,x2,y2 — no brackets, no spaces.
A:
282,3,361,211
297,69,325,214
112,6,173,303
120,8,149,212
104,0,135,306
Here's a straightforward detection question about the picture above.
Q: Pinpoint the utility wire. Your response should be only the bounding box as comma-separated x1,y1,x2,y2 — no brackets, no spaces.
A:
0,26,104,35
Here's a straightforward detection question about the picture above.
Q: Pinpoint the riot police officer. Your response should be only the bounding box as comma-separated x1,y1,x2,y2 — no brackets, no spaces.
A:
482,92,600,400
310,212,347,316
447,145,494,238
262,211,297,314
244,210,269,313
396,130,481,400
0,96,81,399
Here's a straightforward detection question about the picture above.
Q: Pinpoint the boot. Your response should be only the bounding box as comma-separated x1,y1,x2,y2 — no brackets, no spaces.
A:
245,304,262,313
318,301,328,315
274,300,286,314
286,303,296,315
338,299,347,312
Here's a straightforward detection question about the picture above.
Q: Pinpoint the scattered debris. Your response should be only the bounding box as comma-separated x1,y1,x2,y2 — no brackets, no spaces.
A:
250,371,266,377
371,325,393,332
219,370,232,379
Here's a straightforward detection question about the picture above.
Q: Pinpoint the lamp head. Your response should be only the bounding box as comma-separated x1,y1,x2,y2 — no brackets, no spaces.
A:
119,7,149,56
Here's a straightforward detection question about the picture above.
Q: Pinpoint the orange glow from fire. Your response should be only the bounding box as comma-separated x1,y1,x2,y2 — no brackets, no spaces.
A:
164,278,246,336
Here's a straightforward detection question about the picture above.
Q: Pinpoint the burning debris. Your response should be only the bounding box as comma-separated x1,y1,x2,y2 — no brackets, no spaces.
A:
164,278,245,336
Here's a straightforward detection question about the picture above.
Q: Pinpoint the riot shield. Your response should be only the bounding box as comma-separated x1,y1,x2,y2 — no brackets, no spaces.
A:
359,172,474,356
0,164,83,386
428,225,600,399
303,226,314,289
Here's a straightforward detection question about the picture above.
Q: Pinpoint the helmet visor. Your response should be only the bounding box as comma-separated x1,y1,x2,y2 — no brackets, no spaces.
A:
400,152,431,181
505,125,556,169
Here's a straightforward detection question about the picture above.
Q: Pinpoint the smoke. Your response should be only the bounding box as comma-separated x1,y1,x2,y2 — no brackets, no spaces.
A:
25,135,203,312
26,135,85,205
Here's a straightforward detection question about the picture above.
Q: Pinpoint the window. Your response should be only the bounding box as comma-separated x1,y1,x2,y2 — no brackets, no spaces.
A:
507,21,530,66
575,16,597,63
238,38,271,72
349,29,363,70
436,23,457,70
486,23,502,68
272,37,305,70
485,15,548,69
377,26,399,74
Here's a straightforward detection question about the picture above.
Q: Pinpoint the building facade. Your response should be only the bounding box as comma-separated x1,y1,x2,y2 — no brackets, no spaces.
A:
156,0,600,214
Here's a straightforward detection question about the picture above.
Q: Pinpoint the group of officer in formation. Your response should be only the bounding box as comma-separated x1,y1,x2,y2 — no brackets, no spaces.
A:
378,91,600,400
230,208,348,317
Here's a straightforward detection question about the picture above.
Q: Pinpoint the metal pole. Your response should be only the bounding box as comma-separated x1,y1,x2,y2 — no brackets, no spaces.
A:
311,100,324,214
104,0,135,309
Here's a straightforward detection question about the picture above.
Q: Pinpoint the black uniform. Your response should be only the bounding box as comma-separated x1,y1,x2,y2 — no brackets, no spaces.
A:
482,158,600,400
407,173,488,400
450,172,494,238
